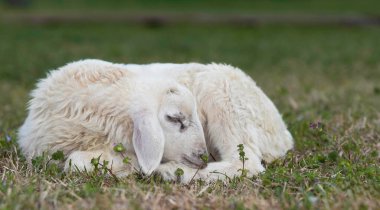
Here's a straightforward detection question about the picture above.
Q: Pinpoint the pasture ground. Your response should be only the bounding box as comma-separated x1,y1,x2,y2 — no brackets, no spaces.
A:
0,1,379,209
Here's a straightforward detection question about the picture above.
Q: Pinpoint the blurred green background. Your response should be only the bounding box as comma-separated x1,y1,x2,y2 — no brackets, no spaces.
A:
0,0,379,129
1,0,380,14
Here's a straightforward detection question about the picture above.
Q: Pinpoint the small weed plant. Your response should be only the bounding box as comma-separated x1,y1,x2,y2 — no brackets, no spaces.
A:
237,144,248,178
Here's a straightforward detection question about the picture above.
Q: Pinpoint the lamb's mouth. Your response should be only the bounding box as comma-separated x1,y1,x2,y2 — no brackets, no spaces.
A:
182,155,207,169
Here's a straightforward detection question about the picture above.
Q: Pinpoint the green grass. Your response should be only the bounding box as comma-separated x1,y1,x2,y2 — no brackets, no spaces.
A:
0,22,379,209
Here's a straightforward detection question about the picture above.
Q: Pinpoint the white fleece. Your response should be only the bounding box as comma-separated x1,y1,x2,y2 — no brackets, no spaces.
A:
18,59,293,183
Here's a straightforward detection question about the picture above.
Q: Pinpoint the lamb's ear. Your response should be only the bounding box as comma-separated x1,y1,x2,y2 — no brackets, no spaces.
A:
132,111,165,175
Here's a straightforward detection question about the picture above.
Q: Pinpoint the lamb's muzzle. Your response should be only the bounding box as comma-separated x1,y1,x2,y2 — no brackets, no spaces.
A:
181,149,208,169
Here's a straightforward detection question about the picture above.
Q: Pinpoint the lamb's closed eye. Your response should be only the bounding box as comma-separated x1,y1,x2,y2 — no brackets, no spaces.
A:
166,114,187,130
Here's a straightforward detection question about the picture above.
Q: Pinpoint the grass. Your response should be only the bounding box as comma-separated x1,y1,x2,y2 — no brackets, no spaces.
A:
0,22,379,209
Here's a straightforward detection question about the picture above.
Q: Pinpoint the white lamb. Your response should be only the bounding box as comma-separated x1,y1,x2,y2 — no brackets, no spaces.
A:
18,59,294,183
18,60,208,176
124,62,294,182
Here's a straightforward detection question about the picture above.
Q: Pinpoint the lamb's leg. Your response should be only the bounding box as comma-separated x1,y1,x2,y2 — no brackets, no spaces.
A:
197,153,265,182
156,161,200,183
64,150,133,177
156,149,264,183
156,161,232,183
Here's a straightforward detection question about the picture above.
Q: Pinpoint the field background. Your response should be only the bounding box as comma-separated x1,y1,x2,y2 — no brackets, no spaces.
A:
0,0,379,209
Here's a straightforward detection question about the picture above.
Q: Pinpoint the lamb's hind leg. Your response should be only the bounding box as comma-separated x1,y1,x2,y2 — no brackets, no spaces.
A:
64,150,131,176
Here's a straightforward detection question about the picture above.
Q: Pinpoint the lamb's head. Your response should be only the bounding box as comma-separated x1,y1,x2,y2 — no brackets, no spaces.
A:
130,78,207,175
158,84,208,170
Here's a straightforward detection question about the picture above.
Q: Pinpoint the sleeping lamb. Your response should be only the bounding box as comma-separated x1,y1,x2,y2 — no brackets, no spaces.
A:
18,59,293,183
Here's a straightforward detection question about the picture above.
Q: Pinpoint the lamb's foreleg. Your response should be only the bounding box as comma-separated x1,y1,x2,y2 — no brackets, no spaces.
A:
156,150,264,183
64,150,134,177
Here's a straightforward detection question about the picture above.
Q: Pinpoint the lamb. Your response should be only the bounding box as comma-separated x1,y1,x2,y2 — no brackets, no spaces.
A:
18,59,208,177
123,62,294,182
19,59,294,183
